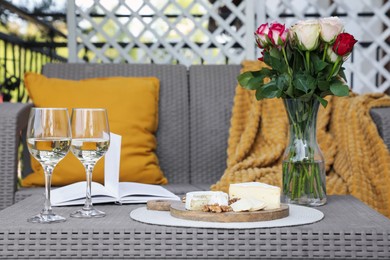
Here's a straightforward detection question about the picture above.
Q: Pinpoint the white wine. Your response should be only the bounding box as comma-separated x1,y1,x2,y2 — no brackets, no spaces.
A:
71,139,110,164
27,138,71,166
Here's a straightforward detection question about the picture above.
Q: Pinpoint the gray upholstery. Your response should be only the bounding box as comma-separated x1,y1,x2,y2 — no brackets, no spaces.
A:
371,107,390,150
42,63,190,184
0,63,390,211
0,103,32,209
189,65,241,184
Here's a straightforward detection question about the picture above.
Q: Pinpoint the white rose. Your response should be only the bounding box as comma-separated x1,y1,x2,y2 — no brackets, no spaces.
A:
319,17,344,43
291,19,320,51
326,45,338,63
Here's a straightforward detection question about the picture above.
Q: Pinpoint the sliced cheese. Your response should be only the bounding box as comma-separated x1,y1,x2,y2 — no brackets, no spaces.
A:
230,198,267,212
229,182,281,210
185,191,228,211
230,198,252,212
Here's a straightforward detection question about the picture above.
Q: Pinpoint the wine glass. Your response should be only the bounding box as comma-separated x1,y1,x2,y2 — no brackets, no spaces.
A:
70,108,110,218
26,108,71,223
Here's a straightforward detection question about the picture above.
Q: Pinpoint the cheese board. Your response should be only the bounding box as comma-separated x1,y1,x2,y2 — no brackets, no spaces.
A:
170,202,289,222
147,200,289,223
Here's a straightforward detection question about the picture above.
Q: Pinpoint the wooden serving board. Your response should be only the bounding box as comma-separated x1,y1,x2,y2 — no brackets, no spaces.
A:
170,202,289,223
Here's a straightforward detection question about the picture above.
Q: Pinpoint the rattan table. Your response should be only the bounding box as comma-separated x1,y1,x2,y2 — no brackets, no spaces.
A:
0,195,389,259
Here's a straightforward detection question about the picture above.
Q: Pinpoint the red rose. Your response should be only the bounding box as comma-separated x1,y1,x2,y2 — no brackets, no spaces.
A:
332,33,357,56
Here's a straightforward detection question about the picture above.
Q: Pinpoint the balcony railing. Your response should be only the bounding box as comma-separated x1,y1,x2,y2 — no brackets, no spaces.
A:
0,0,67,102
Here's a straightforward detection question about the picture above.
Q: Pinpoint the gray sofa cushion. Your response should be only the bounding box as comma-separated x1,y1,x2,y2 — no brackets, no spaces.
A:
189,65,241,184
42,63,190,183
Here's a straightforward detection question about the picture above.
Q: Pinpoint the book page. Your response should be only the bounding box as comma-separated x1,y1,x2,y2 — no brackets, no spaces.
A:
104,133,121,199
51,182,115,206
118,182,180,203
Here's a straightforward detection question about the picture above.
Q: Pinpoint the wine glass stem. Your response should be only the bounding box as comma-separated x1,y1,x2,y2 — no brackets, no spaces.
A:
83,164,94,210
42,166,53,215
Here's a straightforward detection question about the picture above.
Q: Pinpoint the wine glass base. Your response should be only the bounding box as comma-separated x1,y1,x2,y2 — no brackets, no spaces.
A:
27,213,66,224
70,207,106,218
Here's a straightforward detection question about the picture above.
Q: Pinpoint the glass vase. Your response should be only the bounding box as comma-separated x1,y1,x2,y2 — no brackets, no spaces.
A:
282,98,327,206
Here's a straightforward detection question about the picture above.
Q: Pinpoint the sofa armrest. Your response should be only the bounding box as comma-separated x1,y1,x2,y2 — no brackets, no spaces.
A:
370,107,390,150
0,103,32,210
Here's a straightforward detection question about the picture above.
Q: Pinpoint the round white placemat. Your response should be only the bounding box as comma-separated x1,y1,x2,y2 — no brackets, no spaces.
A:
130,204,324,229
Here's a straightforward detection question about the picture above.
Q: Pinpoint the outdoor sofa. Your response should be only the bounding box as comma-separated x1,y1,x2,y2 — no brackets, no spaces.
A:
0,63,389,209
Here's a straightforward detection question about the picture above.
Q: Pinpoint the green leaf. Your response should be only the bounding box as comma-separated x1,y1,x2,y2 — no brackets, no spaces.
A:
270,56,287,73
330,82,350,96
320,90,333,97
285,84,294,98
293,72,315,93
315,94,328,108
246,77,264,90
238,68,275,90
299,89,315,102
292,50,305,71
311,53,328,73
338,67,347,82
263,49,288,74
263,52,272,67
255,80,279,100
318,80,329,91
293,73,308,93
252,68,273,78
276,72,290,91
237,71,253,88
286,45,292,61
270,48,282,59
306,73,316,90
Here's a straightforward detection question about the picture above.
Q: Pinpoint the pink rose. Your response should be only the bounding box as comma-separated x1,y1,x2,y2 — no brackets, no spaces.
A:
258,50,265,61
268,22,288,47
255,23,270,49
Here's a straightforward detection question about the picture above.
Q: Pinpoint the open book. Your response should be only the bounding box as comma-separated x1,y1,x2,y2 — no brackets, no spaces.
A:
51,133,179,206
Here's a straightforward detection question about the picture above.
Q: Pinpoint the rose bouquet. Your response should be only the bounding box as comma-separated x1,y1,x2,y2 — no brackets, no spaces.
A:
238,17,357,205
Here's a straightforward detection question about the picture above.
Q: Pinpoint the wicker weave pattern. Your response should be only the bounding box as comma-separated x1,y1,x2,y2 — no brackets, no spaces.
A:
0,103,32,210
189,65,241,184
0,195,389,259
1,230,389,259
42,63,190,184
371,107,390,150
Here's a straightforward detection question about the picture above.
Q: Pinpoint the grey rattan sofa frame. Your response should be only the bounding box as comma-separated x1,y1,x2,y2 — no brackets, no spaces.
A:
0,63,389,209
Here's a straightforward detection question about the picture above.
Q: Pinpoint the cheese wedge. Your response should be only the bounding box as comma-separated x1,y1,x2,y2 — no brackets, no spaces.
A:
185,191,228,211
229,182,281,210
247,198,267,211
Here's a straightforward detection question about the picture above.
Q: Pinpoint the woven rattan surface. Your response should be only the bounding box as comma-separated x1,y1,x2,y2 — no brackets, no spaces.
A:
0,195,389,259
0,103,32,210
371,107,390,150
189,65,241,184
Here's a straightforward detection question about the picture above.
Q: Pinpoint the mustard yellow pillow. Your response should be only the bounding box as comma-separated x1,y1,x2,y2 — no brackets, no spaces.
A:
22,73,167,186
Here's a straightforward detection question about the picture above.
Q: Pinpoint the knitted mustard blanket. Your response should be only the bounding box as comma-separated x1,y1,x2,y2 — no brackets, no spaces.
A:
211,60,390,217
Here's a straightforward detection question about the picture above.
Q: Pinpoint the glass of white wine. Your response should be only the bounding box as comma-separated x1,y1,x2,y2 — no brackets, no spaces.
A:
70,108,110,218
27,108,71,223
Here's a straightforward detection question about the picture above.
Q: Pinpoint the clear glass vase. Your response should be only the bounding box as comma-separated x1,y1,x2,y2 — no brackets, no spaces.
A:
282,98,327,206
